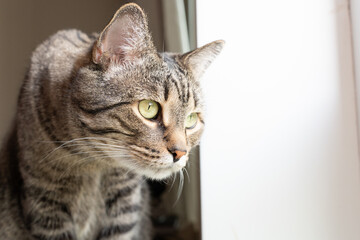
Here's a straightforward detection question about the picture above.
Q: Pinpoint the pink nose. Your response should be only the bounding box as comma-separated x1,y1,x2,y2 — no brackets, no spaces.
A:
169,149,187,162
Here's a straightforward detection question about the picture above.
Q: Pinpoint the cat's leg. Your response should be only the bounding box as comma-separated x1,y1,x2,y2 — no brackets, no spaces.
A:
98,168,151,240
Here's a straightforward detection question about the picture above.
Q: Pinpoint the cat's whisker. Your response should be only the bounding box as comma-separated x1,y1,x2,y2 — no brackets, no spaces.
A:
38,138,86,163
37,137,99,162
39,139,129,164
173,170,184,206
40,136,124,144
122,168,136,178
37,147,132,176
139,175,148,186
56,139,127,151
42,136,125,147
39,146,127,165
168,172,177,192
183,167,190,183
52,150,130,162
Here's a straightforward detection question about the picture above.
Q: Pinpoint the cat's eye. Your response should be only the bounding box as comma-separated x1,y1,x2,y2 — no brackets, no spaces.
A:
185,112,198,129
138,100,159,119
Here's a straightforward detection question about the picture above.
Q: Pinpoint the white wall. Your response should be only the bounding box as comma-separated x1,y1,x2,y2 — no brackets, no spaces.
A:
197,1,360,240
351,1,360,130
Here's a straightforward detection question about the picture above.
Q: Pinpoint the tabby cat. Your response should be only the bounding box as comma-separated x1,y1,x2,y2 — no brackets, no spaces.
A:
0,3,224,240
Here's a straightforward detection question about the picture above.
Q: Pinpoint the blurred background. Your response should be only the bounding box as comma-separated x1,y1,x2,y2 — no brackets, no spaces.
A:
2,0,360,240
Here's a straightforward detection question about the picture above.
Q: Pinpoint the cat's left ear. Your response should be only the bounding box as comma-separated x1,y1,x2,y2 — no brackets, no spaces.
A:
181,40,225,80
92,3,155,68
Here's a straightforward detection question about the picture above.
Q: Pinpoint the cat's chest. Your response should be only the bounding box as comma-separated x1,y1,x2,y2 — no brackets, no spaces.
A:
68,170,144,239
72,174,105,240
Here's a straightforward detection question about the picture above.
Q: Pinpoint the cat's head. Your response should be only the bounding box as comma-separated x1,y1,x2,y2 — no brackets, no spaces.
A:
71,3,224,179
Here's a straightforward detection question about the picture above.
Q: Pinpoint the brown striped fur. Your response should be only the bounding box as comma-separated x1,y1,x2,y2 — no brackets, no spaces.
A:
0,3,224,239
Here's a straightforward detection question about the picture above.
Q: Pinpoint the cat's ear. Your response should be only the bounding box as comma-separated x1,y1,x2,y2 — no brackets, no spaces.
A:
92,3,154,68
181,40,225,80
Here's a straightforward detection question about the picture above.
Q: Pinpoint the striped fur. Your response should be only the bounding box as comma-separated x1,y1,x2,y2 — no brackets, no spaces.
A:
0,3,224,239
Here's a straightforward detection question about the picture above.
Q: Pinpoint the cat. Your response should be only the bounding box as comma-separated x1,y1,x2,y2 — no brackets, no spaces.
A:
0,3,224,240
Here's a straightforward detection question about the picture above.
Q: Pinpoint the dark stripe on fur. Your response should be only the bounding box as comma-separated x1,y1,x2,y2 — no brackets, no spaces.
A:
109,169,135,179
38,196,71,217
76,31,89,44
35,68,63,145
33,231,74,240
131,149,159,159
106,184,139,209
80,121,135,137
24,186,72,219
177,73,186,103
106,177,137,188
107,204,142,218
21,164,64,184
110,114,136,134
167,75,182,101
59,34,79,48
178,68,186,76
96,223,137,240
192,88,199,108
144,146,160,154
77,101,130,115
30,214,65,230
174,61,188,103
186,80,190,103
163,80,169,101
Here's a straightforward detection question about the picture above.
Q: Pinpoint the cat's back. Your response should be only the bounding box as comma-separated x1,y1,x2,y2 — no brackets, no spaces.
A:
18,29,96,126
29,29,95,82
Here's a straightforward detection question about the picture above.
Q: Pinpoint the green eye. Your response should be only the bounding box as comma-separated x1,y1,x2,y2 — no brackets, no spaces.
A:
185,112,198,129
139,100,159,119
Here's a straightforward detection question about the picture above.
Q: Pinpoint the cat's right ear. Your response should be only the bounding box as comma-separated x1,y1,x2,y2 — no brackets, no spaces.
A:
181,40,225,80
92,3,154,68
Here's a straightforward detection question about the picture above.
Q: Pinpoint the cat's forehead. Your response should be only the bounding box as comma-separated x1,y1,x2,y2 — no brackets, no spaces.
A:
160,52,188,78
160,53,203,111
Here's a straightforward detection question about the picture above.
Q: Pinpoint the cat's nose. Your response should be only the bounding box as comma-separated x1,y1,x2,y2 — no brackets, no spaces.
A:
168,148,187,162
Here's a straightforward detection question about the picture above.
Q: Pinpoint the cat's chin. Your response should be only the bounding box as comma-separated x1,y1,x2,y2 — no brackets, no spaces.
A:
141,169,177,180
136,155,188,180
